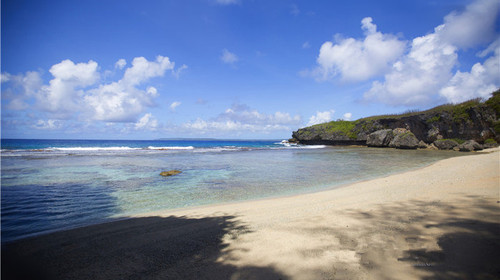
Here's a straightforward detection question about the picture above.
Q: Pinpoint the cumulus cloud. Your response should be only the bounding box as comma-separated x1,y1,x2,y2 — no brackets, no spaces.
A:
221,49,239,64
1,71,43,110
342,112,353,121
84,56,174,122
115,59,127,69
170,101,181,111
2,55,184,124
439,0,499,49
364,29,458,106
439,40,500,103
134,113,158,130
363,0,500,106
183,104,302,134
121,56,174,87
172,64,188,79
33,119,62,130
38,59,99,114
314,17,406,82
306,110,335,126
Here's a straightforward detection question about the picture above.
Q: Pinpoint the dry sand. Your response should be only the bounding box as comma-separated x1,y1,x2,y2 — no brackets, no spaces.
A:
3,149,499,280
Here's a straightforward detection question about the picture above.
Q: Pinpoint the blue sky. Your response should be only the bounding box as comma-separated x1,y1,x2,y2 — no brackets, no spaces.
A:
2,0,499,139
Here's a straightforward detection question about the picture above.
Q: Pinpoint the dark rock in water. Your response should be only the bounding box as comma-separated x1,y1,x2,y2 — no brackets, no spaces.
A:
458,140,483,152
366,129,393,147
433,139,459,150
388,128,419,149
160,170,182,177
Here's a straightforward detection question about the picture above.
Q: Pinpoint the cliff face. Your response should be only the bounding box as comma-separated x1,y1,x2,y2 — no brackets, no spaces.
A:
292,90,500,146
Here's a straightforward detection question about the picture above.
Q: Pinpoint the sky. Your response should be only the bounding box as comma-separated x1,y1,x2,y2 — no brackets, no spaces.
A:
1,0,499,140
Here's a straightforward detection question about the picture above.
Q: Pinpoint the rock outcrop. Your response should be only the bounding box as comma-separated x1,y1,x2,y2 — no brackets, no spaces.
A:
388,128,420,149
457,140,483,152
433,139,459,150
291,90,500,150
366,129,393,147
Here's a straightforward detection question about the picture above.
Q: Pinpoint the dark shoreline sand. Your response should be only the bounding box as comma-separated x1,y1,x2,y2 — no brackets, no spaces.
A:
2,149,499,279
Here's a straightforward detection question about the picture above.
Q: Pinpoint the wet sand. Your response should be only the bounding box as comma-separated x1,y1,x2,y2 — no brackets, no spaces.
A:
2,149,499,279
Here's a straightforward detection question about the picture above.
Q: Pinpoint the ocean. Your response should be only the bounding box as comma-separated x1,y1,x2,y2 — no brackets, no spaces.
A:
1,139,461,243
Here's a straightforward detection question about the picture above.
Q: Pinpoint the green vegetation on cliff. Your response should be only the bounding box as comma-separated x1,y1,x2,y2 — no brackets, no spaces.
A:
307,120,358,139
293,89,500,145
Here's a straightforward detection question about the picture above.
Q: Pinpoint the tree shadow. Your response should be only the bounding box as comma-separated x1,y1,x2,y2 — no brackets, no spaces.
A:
347,196,500,279
2,215,286,280
280,196,499,279
400,217,500,279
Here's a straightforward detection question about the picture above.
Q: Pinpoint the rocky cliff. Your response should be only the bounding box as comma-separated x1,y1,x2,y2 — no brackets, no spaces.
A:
292,90,500,149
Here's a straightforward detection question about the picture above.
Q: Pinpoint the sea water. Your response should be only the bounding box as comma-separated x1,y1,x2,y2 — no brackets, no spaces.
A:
1,139,461,242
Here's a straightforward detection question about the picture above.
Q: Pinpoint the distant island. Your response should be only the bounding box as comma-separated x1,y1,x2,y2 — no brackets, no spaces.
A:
291,89,500,151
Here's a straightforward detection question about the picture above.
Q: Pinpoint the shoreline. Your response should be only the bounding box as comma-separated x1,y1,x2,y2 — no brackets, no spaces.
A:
2,149,499,279
132,148,491,218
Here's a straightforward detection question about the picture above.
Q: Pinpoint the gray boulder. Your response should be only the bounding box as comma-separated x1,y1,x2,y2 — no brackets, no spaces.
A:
426,127,442,143
433,139,459,150
389,128,419,149
458,140,483,152
367,129,393,147
418,140,429,149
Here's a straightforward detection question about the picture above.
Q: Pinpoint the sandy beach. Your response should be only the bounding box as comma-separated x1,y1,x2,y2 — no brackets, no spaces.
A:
2,149,499,280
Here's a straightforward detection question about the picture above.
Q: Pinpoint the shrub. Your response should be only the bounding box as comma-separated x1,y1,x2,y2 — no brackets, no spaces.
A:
484,138,498,144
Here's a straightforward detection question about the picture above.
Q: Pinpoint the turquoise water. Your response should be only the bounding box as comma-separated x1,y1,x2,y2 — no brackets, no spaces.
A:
1,139,461,242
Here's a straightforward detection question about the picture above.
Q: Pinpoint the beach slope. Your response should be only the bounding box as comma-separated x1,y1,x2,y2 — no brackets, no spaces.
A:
3,149,499,279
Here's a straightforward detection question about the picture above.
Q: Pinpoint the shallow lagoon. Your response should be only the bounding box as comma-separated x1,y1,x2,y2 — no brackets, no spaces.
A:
1,140,462,242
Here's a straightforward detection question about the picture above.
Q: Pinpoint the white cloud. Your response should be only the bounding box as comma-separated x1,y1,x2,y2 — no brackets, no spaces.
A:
342,112,353,121
183,104,302,134
2,55,185,124
172,64,188,79
80,56,174,122
314,17,406,82
440,41,500,103
34,119,62,130
364,30,458,106
302,41,311,49
122,56,174,87
84,82,156,122
306,110,335,126
134,113,158,130
439,0,499,49
217,103,301,125
363,0,500,106
38,59,99,114
170,101,181,111
2,71,43,110
115,59,127,69
221,49,239,64
1,72,11,83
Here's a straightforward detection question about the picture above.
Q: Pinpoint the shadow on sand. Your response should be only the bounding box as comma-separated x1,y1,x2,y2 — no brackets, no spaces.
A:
349,196,500,279
2,215,286,280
